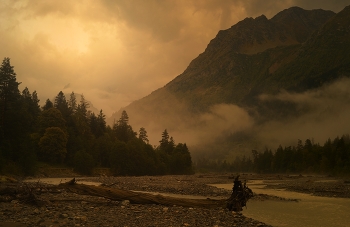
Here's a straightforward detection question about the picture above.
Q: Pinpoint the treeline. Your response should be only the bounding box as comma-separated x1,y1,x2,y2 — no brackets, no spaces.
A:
195,135,350,175
0,57,193,176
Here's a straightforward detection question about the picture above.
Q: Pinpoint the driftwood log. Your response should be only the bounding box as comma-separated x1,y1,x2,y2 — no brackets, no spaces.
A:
226,175,253,211
1,178,226,208
58,178,226,208
1,177,253,211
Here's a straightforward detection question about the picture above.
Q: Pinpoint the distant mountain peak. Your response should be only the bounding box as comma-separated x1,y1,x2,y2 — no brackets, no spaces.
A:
201,7,335,58
109,5,349,140
255,14,268,21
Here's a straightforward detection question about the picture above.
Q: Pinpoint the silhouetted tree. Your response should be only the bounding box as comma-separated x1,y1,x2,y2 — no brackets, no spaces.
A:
39,127,68,163
159,129,169,146
42,99,53,110
54,91,70,120
97,109,106,131
68,92,77,113
170,143,193,174
113,110,136,143
20,87,41,134
0,57,21,160
0,58,20,120
89,110,106,138
38,108,67,134
139,127,149,143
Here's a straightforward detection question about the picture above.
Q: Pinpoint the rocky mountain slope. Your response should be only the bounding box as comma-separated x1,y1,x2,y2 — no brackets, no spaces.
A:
109,5,350,158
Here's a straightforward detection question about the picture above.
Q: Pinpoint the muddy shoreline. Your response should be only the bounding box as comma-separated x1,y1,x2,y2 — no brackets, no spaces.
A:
1,173,349,226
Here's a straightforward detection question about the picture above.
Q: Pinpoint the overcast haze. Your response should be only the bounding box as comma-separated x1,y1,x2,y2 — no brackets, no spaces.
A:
0,0,348,116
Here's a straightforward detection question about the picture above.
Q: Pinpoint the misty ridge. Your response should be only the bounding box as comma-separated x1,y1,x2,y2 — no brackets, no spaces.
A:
122,77,350,159
114,4,350,162
256,77,350,149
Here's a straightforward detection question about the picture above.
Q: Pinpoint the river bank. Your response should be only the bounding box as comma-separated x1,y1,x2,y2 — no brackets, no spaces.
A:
1,173,349,226
79,173,350,199
1,174,269,227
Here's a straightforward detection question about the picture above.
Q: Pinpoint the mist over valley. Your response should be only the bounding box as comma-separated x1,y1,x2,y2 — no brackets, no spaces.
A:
109,5,350,162
1,2,350,175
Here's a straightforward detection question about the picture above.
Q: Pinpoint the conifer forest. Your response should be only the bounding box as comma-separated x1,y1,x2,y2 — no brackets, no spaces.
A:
1,57,349,176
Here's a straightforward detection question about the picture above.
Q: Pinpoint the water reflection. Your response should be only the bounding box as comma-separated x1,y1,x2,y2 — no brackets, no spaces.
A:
24,178,350,226
212,182,350,227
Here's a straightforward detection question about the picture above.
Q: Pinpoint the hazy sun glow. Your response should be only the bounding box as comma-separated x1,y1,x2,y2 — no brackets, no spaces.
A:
0,0,348,116
20,18,90,54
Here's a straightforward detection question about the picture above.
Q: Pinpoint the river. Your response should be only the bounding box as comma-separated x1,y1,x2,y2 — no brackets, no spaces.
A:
212,181,350,227
25,178,350,227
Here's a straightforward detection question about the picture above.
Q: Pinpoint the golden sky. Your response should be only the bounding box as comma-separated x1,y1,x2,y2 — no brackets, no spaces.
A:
0,0,348,116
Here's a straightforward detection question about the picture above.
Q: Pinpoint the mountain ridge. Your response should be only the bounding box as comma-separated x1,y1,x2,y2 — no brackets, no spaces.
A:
108,5,350,154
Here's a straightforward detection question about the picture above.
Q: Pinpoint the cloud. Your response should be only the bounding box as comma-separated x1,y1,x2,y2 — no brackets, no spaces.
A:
170,103,254,147
175,77,350,160
196,104,254,140
0,0,349,117
63,83,70,89
255,77,350,149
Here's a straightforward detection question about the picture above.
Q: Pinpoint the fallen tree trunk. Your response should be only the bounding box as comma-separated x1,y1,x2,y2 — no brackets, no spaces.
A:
58,178,226,208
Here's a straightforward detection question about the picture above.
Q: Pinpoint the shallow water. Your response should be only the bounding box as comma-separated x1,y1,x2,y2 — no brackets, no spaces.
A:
213,182,350,227
132,190,224,200
24,178,350,226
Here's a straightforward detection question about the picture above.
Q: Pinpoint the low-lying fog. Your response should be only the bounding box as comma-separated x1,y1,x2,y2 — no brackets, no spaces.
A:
126,77,350,159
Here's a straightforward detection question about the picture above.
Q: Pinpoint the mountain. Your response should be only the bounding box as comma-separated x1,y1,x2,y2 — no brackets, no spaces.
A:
109,6,350,159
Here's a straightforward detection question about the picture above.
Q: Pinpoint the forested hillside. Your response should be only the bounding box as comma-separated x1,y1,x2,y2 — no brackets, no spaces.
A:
1,55,350,176
196,135,350,175
0,58,193,176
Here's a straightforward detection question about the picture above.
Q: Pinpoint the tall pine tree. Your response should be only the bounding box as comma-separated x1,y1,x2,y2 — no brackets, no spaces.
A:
0,57,21,160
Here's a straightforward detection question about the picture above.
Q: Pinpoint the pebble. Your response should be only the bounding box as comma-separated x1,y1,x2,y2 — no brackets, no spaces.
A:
0,174,285,226
1,201,270,226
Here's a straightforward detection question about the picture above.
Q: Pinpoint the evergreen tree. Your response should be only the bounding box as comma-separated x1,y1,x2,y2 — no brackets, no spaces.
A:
89,109,106,138
38,108,67,134
73,94,92,137
0,58,20,111
113,110,136,143
0,58,21,133
76,94,89,119
97,109,106,132
68,92,77,113
139,127,149,143
42,99,53,110
93,133,114,167
170,143,193,174
160,129,169,146
39,127,68,163
54,91,70,120
67,95,94,165
159,129,175,154
0,57,21,160
20,87,41,134
67,94,94,161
